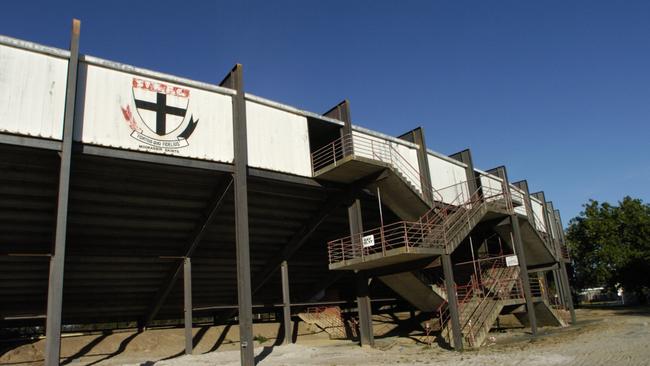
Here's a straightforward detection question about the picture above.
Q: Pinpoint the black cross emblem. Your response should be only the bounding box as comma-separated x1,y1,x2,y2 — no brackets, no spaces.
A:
135,93,187,136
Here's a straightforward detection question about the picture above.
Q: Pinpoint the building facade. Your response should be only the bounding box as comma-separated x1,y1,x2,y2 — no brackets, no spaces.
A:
0,21,575,366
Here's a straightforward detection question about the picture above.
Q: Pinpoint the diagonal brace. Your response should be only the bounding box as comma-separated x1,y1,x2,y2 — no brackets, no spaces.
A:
142,175,234,327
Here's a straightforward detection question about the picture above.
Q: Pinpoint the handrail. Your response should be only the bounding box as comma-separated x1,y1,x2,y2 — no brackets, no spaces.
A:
311,133,447,202
316,134,516,267
437,256,528,347
327,176,514,267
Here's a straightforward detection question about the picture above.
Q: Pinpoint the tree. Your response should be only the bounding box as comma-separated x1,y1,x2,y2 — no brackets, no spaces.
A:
566,196,650,303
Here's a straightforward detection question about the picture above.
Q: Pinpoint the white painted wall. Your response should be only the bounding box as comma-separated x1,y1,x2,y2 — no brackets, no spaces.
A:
530,197,547,233
74,63,234,163
351,130,422,193
479,174,504,201
511,186,528,216
0,45,67,139
246,101,312,177
428,154,469,205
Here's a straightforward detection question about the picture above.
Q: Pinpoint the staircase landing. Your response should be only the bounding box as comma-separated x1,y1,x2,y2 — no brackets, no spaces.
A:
329,245,444,271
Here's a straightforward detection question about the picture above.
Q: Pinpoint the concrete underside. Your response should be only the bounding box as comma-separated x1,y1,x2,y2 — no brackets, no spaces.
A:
314,155,430,221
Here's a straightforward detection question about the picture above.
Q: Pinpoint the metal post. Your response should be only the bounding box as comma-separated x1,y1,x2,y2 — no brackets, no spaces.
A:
442,254,463,350
44,19,80,366
183,257,193,355
281,261,292,344
347,197,373,346
398,128,433,204
377,187,387,256
559,261,577,324
469,236,479,284
221,64,254,366
449,149,479,195
552,269,565,306
355,272,374,347
511,215,538,336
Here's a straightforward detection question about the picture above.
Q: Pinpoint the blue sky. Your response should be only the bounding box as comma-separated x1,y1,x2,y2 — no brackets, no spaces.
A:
1,1,648,223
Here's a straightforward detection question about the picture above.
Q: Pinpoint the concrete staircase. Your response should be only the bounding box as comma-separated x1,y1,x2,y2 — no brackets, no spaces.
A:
379,272,446,312
494,218,556,267
514,300,569,328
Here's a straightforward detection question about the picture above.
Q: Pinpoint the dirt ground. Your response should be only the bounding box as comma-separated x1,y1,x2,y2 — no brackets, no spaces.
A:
1,306,649,366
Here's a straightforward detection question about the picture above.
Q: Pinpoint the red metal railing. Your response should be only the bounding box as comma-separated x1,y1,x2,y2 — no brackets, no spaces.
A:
311,134,434,197
436,255,537,347
327,177,512,267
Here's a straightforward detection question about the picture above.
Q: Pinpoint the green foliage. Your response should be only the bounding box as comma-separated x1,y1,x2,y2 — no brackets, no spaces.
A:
566,196,650,301
253,334,268,344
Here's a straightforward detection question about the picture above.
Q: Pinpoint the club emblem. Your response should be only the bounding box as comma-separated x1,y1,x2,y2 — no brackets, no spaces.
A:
121,78,198,150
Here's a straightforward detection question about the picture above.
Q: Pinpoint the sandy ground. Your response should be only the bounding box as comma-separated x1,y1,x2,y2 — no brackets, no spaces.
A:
1,307,649,366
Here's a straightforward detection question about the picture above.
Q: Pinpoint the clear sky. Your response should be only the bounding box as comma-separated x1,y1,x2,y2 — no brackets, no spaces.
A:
1,1,648,224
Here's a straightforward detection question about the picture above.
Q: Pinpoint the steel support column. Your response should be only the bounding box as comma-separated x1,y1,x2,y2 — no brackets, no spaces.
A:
183,257,193,355
442,254,463,350
511,215,538,336
559,261,576,324
554,209,576,323
489,166,538,336
552,269,565,306
325,100,353,155
280,261,292,345
449,149,479,194
398,127,433,204
221,64,254,366
44,19,80,366
355,272,374,347
327,99,375,345
348,197,374,346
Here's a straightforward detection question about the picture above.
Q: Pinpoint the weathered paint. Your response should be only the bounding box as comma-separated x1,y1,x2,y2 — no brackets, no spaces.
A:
0,44,67,139
530,197,547,233
73,62,234,163
351,130,422,193
246,101,311,177
427,154,469,205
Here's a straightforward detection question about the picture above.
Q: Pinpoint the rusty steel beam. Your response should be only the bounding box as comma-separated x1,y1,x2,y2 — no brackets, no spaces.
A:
44,19,81,366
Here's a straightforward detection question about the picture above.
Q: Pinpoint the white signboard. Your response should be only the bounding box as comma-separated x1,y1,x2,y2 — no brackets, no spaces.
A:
0,44,67,140
506,255,519,267
362,234,375,248
75,63,234,163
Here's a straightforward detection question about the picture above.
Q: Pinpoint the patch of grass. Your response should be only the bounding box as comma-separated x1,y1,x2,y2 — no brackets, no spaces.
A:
254,334,269,344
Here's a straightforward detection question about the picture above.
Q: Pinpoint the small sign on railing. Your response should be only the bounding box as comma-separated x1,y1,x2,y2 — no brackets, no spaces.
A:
505,255,519,267
362,234,375,248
